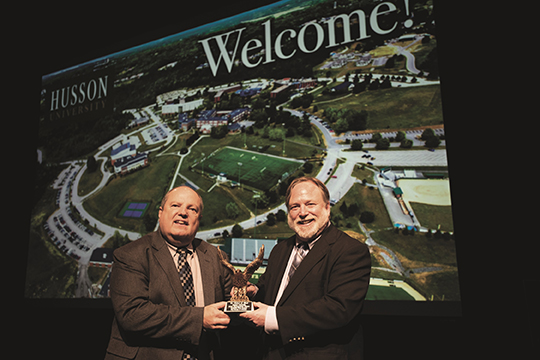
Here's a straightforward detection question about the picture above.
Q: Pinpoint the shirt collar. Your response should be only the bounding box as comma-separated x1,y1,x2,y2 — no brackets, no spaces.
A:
165,239,195,254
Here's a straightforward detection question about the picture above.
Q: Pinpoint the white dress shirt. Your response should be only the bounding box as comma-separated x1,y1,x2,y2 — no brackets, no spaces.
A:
264,232,323,334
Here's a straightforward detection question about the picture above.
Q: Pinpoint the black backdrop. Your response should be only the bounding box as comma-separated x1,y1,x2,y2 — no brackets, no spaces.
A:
9,1,537,359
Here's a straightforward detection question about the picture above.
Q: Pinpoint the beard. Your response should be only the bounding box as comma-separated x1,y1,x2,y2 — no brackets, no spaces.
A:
288,214,329,242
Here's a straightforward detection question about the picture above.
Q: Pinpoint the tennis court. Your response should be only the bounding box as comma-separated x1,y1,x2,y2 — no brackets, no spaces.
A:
118,201,150,218
197,147,303,191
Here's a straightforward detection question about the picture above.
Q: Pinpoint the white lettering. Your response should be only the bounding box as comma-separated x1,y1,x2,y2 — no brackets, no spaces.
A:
198,28,246,76
50,89,59,111
78,82,86,103
98,76,108,98
198,2,402,77
61,87,69,108
241,38,263,68
275,28,296,60
70,84,78,106
298,22,324,54
87,79,97,101
326,9,369,48
262,19,274,64
370,2,398,35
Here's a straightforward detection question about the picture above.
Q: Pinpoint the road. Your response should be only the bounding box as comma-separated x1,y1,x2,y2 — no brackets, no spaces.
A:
43,84,447,297
43,105,175,297
196,108,446,241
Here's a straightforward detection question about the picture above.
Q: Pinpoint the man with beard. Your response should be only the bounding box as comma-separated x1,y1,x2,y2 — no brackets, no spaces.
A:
105,186,232,360
240,177,371,359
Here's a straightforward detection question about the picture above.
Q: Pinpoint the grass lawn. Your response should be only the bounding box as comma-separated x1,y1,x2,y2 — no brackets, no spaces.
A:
83,155,178,234
317,85,444,131
371,229,460,301
332,182,392,232
409,202,454,232
196,147,302,191
365,285,415,301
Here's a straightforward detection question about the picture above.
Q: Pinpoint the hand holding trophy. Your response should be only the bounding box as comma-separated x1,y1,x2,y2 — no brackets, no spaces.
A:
218,245,265,312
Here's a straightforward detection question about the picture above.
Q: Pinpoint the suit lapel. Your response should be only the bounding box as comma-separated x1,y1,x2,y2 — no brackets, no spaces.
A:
268,239,295,305
151,232,187,306
193,239,215,306
278,225,336,306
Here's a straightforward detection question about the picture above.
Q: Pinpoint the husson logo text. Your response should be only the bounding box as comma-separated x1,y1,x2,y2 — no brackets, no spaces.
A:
47,73,111,120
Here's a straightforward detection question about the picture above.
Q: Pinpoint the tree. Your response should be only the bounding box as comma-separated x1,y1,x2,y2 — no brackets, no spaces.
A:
340,201,348,215
210,124,228,139
333,118,349,134
351,139,363,151
380,77,392,89
251,194,269,209
376,137,390,150
346,110,368,131
226,202,240,219
286,127,295,137
420,128,436,140
266,213,276,226
360,211,375,223
400,139,413,149
371,132,382,143
347,203,359,217
425,136,441,148
395,131,406,142
232,224,243,238
87,155,98,173
276,209,287,222
269,128,285,141
303,162,314,173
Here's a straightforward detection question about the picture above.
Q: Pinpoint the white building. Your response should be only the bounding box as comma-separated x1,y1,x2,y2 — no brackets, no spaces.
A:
162,98,204,115
111,142,136,165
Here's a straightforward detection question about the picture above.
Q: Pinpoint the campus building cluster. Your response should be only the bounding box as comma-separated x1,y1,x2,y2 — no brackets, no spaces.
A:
178,108,251,134
111,138,148,175
270,77,316,98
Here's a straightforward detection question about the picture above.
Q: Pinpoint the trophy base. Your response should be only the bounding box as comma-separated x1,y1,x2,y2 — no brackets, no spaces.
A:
224,301,253,313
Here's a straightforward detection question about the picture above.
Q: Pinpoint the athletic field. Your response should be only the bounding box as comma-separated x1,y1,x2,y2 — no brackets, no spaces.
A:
197,146,303,191
366,278,425,301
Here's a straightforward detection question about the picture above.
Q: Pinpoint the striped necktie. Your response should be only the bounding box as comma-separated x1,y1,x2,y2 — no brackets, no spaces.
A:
177,247,195,307
287,242,309,283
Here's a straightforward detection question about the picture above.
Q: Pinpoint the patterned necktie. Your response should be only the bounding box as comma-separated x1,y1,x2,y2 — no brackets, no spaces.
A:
177,247,195,307
177,248,197,360
287,242,309,283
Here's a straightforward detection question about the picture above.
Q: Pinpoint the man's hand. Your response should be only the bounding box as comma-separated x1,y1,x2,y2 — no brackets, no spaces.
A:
246,283,258,298
239,302,268,328
203,302,230,330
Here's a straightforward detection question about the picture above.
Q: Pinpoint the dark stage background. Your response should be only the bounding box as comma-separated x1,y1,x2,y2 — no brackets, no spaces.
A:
9,1,537,359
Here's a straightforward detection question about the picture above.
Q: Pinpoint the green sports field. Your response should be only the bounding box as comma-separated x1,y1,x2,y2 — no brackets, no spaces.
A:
196,147,303,191
365,285,416,301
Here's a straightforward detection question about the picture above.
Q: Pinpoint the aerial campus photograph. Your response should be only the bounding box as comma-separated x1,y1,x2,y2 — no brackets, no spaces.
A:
27,0,459,304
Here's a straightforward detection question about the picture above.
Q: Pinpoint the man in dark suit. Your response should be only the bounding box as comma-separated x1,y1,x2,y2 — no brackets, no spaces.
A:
105,186,232,360
240,177,371,359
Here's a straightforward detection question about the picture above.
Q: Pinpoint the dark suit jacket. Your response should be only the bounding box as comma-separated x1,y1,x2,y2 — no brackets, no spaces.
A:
104,231,232,360
254,224,371,360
